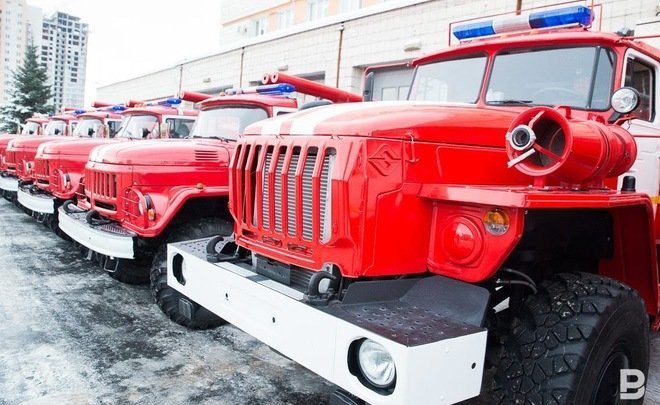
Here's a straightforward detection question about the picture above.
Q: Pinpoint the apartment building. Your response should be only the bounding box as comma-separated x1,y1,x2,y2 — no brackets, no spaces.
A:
0,0,42,104
40,12,88,111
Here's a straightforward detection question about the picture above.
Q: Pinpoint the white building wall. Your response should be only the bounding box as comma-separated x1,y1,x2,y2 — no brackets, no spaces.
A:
97,0,660,101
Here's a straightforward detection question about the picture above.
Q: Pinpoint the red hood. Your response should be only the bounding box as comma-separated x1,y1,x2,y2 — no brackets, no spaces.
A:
89,139,233,167
37,138,118,158
0,134,20,148
8,136,74,152
245,101,520,147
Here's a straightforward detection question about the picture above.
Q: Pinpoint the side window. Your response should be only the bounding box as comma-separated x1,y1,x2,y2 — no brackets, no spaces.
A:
625,58,655,121
166,118,195,139
108,120,121,138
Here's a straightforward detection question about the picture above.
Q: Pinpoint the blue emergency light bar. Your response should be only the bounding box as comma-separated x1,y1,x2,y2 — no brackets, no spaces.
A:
111,105,126,112
452,5,593,41
225,83,296,96
74,109,87,115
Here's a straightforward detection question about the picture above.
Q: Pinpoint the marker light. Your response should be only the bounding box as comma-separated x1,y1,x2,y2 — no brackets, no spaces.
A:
452,5,593,40
483,209,510,236
225,83,296,96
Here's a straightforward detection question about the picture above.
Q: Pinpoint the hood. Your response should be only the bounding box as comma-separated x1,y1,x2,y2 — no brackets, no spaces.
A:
0,134,20,147
9,136,74,151
245,101,520,148
38,138,116,157
89,139,232,166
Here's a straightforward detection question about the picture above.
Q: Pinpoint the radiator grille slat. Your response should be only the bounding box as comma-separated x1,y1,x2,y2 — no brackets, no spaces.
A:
286,153,299,236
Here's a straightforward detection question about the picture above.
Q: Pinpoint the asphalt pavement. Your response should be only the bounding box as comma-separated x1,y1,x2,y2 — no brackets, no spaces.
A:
0,198,658,405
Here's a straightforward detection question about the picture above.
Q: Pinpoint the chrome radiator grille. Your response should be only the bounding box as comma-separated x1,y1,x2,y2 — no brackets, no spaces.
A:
88,169,117,200
239,143,335,242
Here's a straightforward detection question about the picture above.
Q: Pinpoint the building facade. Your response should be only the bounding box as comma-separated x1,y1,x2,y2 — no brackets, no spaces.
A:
0,0,42,104
97,0,660,103
40,12,88,111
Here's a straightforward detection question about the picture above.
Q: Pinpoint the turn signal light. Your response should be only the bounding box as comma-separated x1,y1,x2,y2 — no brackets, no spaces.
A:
483,209,509,235
147,208,156,221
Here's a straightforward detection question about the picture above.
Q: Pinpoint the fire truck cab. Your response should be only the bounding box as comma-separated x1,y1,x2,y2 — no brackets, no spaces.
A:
167,6,660,405
0,113,78,201
57,80,361,328
16,107,124,230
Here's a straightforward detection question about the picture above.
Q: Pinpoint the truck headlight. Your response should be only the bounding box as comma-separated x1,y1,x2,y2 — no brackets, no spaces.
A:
357,339,396,389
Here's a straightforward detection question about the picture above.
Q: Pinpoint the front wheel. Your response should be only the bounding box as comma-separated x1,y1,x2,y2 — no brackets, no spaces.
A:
490,272,649,404
150,217,232,329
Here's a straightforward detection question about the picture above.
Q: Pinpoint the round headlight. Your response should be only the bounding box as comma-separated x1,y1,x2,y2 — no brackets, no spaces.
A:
357,339,396,388
611,87,640,114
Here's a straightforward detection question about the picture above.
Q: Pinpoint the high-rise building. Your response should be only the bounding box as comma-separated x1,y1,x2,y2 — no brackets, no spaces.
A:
0,0,43,104
40,12,88,111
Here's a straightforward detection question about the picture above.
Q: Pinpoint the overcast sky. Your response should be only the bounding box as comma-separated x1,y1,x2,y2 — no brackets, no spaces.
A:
27,0,223,104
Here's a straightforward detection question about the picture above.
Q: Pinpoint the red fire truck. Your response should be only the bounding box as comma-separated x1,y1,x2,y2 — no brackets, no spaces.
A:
57,79,361,328
17,99,194,233
0,113,79,202
165,6,660,404
0,116,50,200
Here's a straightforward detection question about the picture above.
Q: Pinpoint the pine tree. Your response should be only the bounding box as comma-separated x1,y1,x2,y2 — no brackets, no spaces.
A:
0,44,53,133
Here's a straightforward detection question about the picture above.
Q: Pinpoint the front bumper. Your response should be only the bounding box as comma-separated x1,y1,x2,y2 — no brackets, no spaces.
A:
17,188,55,214
58,206,136,259
168,238,488,405
0,175,18,192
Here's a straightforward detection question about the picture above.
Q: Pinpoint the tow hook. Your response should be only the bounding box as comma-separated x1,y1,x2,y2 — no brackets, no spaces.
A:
205,234,247,263
305,271,338,306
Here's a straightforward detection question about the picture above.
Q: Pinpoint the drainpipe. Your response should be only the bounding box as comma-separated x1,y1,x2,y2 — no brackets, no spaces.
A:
335,23,345,88
239,47,245,87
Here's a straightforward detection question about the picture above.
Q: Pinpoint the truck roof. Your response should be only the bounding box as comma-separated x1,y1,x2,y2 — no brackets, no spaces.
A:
413,29,660,66
78,111,122,120
25,117,49,124
199,94,298,110
121,106,198,117
49,114,78,122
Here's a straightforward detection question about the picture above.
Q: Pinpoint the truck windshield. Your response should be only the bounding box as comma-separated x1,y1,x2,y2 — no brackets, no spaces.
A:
486,47,614,110
44,120,66,136
190,106,268,141
73,118,103,138
409,55,487,103
22,121,40,135
116,114,159,139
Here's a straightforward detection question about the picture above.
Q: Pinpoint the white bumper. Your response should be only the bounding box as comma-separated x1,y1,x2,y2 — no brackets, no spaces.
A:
168,241,487,405
58,206,135,259
17,188,55,214
0,175,18,192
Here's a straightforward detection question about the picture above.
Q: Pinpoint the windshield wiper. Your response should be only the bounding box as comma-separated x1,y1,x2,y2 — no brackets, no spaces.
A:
489,99,533,105
203,135,234,142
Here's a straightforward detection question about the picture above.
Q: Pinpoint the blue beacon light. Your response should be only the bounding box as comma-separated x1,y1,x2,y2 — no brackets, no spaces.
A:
111,105,127,112
225,83,296,96
452,5,594,41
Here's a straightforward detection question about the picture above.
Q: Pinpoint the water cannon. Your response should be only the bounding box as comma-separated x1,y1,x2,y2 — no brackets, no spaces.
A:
179,91,212,103
91,101,114,108
224,83,296,96
262,72,363,103
452,5,593,41
62,107,77,113
505,106,636,186
126,100,143,108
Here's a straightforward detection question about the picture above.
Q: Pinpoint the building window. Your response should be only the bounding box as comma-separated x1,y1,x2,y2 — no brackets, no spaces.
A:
308,0,328,21
253,17,267,36
340,0,361,12
278,8,293,29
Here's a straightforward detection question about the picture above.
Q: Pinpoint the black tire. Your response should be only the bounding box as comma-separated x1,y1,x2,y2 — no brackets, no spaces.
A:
490,272,649,405
150,217,232,329
107,257,151,285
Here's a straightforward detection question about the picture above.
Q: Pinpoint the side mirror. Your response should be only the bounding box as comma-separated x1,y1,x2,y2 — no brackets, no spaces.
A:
54,128,61,135
87,127,95,137
611,87,641,114
97,125,109,138
142,127,151,138
363,71,375,102
160,123,170,139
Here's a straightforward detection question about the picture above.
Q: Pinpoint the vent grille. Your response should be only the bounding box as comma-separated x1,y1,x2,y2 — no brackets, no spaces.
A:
88,169,117,200
194,149,219,161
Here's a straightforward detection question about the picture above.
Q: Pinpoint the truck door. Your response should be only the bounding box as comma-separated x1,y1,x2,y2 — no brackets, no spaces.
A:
619,50,660,203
